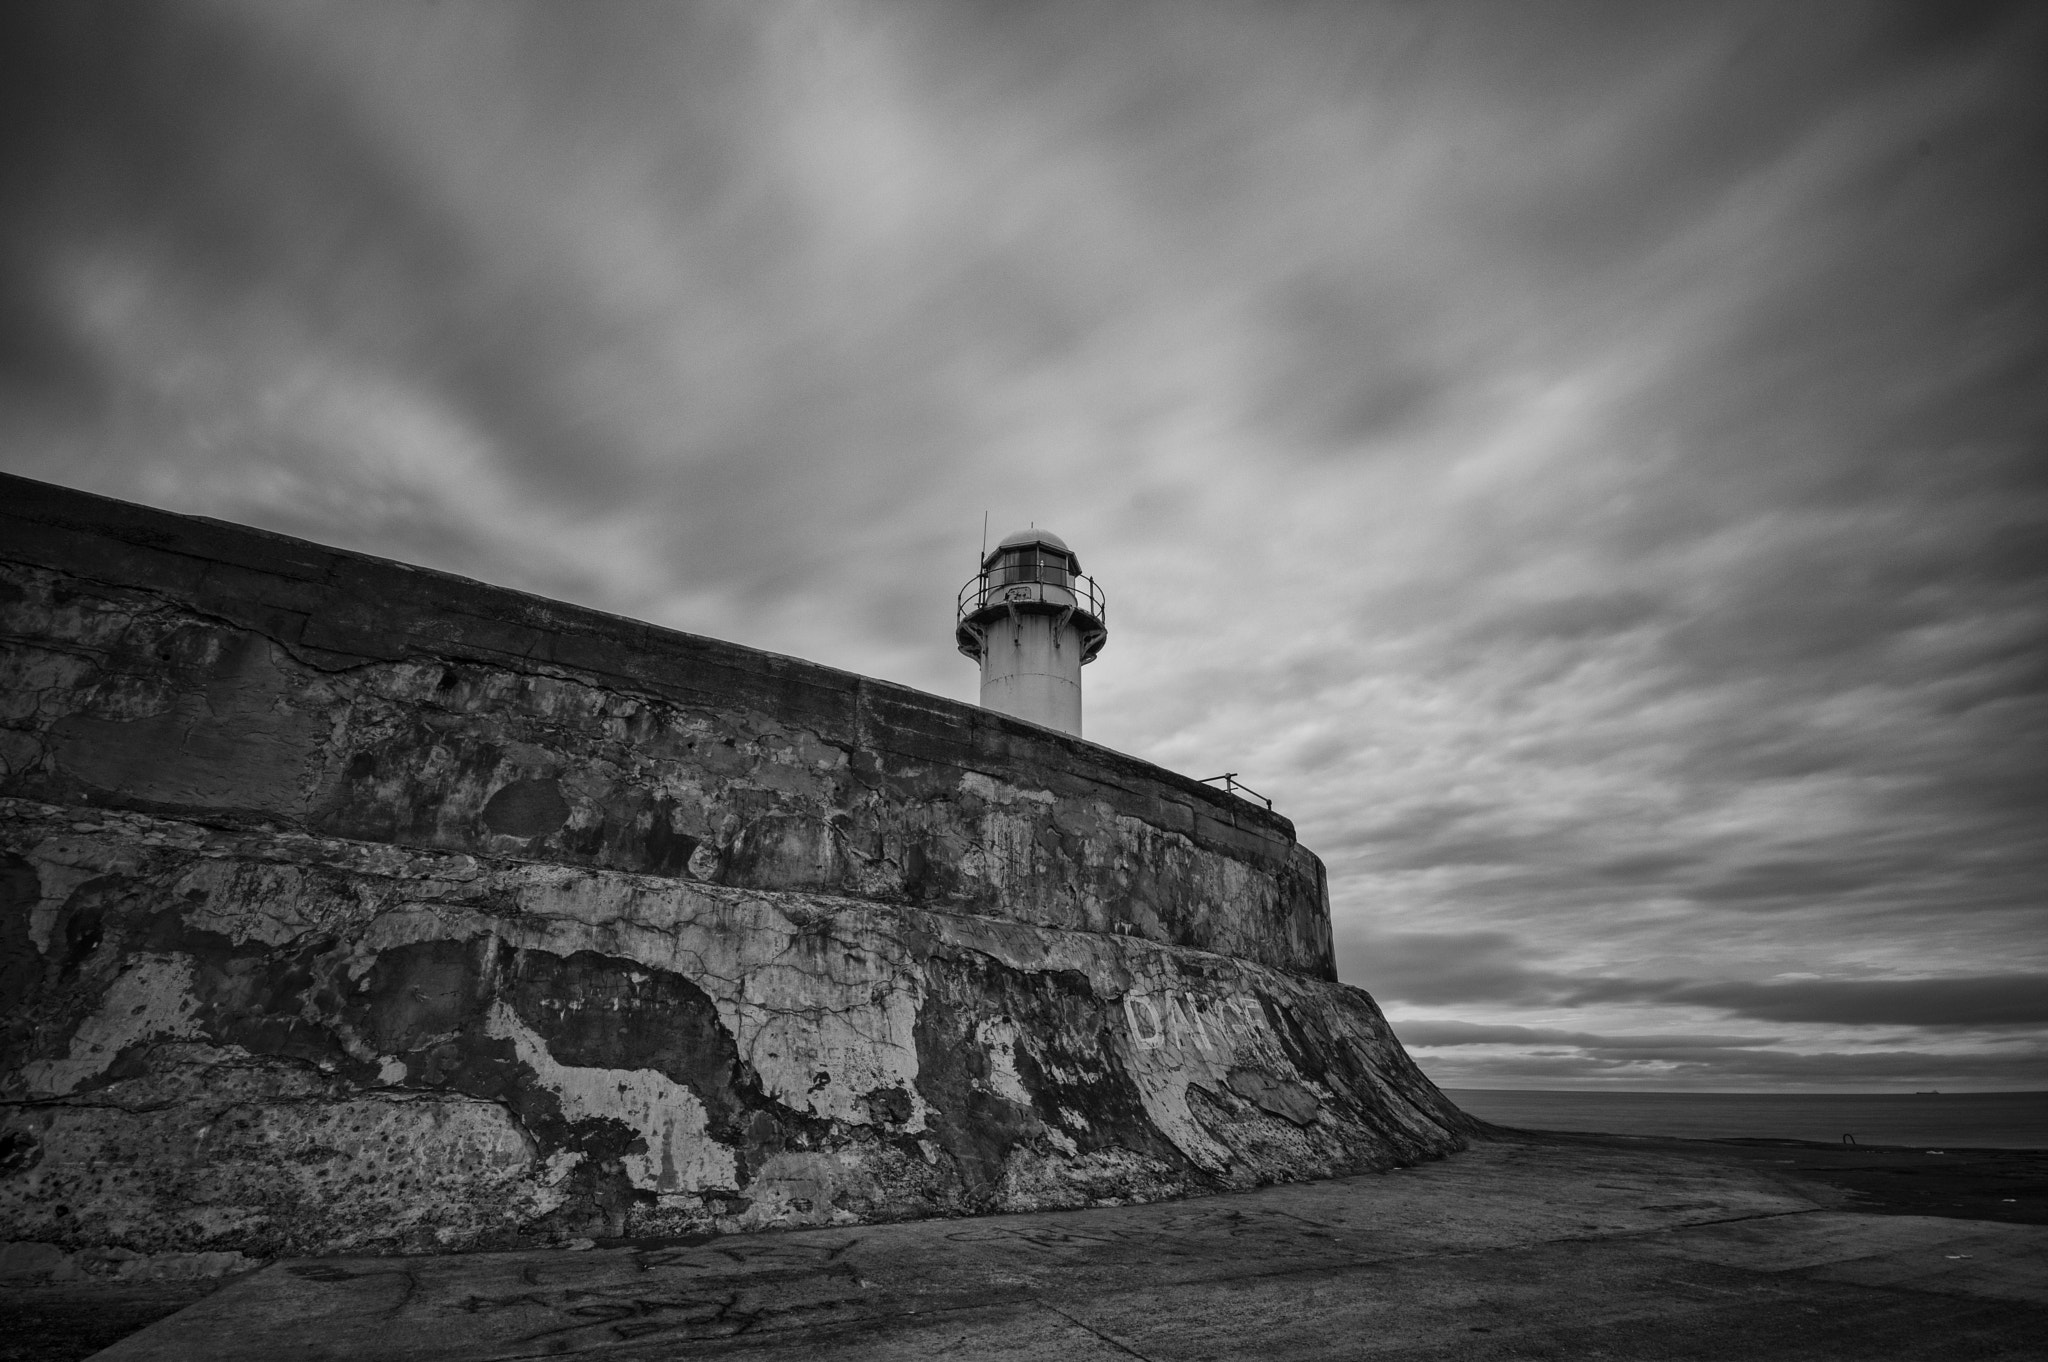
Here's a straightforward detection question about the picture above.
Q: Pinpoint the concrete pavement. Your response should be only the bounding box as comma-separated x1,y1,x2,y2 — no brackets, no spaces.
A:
80,1135,2046,1360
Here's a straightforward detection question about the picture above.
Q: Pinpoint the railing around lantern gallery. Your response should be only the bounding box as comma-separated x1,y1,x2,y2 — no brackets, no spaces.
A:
1199,772,1274,811
955,568,1108,630
954,563,1109,665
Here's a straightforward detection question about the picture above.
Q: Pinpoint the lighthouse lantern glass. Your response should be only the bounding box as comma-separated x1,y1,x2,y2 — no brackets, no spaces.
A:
995,546,1070,587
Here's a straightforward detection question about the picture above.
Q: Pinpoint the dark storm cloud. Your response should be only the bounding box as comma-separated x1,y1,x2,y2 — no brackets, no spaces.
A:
1391,1021,1778,1051
1567,975,2048,1029
1351,928,2048,1030
4,1,2045,1088
1641,1048,2046,1086
1340,930,1553,1008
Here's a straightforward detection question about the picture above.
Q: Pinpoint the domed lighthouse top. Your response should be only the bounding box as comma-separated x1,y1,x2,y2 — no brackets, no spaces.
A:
956,527,1106,736
991,526,1072,559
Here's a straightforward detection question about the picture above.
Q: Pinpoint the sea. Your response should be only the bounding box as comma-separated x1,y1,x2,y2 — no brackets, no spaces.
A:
1442,1088,2048,1150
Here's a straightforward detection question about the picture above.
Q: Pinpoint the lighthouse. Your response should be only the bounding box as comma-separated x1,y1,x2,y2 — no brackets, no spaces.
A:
955,528,1107,736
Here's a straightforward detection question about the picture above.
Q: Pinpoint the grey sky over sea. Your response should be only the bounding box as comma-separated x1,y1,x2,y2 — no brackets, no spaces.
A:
3,2,2043,1092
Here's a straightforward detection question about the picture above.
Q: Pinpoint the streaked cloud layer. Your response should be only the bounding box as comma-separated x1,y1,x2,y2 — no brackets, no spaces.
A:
4,1,2043,1090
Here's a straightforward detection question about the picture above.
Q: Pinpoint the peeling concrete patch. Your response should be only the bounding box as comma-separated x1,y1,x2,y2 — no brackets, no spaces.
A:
0,1084,550,1257
480,779,570,838
46,638,324,816
20,955,207,1096
483,1000,736,1195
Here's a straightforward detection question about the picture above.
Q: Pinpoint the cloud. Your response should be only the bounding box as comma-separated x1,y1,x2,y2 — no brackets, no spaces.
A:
3,1,2045,1090
1567,975,2048,1029
1394,1012,2048,1092
1337,930,1555,1008
1392,1020,1778,1051
1354,923,2048,1026
1420,1043,2048,1093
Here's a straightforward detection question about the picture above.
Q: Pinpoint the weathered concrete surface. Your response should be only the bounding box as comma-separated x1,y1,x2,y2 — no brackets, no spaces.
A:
0,473,1328,976
1,473,1471,1266
77,1136,2048,1361
0,799,1458,1258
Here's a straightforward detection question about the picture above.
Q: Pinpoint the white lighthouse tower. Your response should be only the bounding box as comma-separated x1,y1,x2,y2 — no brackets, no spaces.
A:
955,528,1107,736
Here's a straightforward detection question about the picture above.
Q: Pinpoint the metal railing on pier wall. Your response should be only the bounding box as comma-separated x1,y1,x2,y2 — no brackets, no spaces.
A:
1199,772,1274,812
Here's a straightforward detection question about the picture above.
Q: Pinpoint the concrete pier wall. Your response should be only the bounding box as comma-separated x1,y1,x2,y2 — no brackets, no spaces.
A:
0,473,1469,1262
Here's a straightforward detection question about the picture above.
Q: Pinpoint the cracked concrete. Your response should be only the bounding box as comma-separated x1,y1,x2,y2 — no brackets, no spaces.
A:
74,1136,2048,1361
1,473,1470,1275
0,800,1464,1256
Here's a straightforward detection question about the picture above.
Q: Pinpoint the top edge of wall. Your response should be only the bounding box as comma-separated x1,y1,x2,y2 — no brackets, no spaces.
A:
0,470,1297,840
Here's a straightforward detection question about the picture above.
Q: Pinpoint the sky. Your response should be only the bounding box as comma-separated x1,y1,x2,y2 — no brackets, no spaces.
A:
3,1,2044,1093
